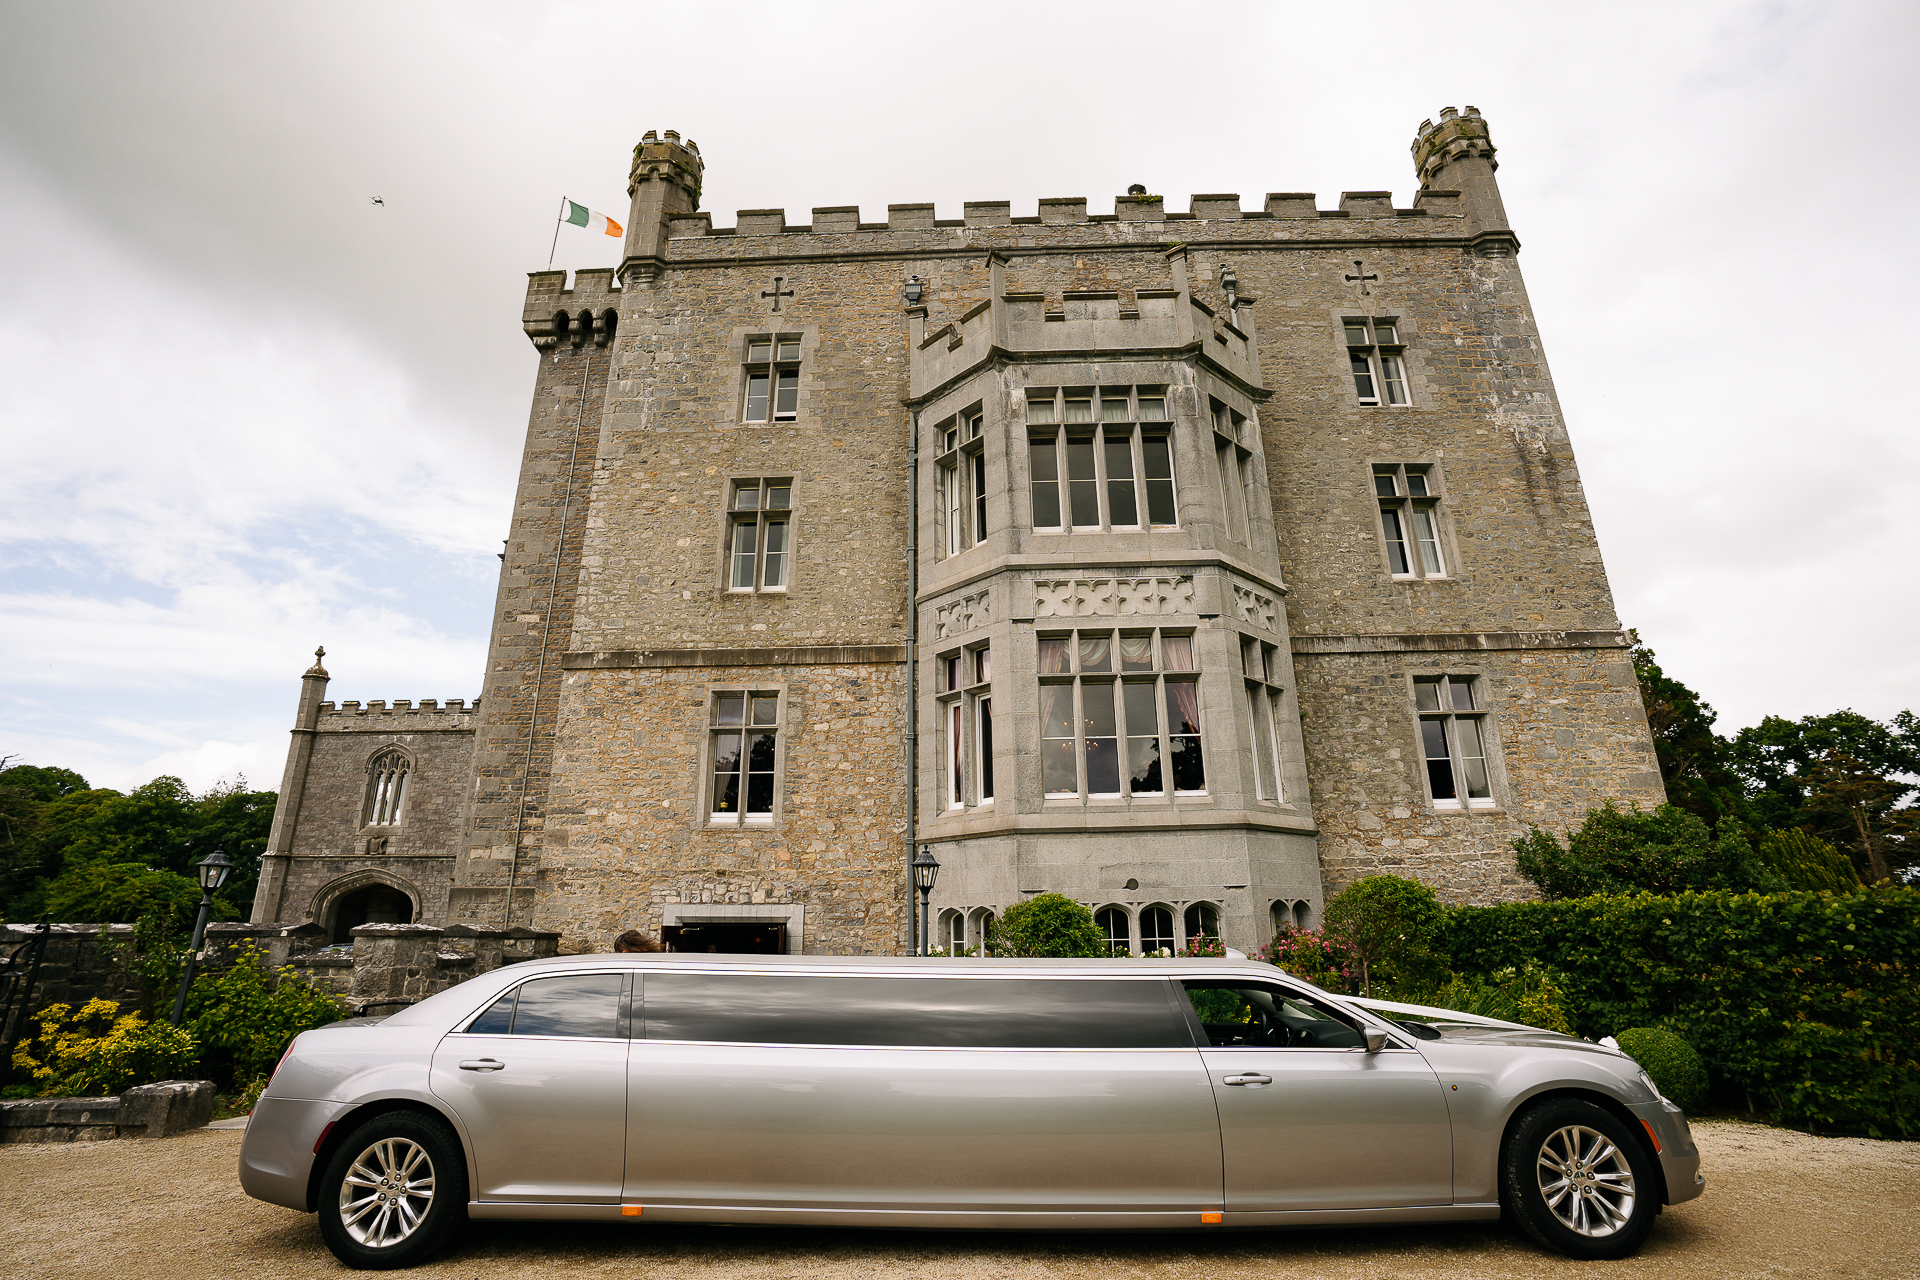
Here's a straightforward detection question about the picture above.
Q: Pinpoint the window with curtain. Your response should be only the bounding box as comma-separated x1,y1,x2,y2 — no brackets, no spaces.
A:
1241,635,1287,803
936,644,992,810
1373,463,1449,579
1037,628,1204,800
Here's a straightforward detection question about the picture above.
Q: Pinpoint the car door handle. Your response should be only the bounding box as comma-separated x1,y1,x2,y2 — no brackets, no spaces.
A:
1223,1073,1272,1087
459,1058,505,1072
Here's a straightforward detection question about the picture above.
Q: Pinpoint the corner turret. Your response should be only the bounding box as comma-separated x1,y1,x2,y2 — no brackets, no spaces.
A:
621,129,705,284
1412,106,1516,256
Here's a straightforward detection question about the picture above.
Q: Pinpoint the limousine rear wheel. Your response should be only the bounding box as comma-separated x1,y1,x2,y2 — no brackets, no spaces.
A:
1501,1098,1657,1261
318,1110,468,1270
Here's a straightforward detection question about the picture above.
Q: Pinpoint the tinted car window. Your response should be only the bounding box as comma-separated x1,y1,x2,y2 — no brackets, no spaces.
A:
467,989,517,1034
1184,980,1365,1049
466,973,623,1038
642,974,1188,1049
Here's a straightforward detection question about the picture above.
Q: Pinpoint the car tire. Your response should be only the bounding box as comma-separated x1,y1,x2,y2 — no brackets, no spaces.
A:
1500,1097,1658,1261
317,1110,468,1270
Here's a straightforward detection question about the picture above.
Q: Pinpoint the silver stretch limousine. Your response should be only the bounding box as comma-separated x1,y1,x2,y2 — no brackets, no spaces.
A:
238,955,1703,1268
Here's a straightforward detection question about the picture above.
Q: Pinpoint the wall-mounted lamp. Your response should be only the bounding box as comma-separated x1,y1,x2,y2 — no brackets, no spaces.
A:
904,276,924,307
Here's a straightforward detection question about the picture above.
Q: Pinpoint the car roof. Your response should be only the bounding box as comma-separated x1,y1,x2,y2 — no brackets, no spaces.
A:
497,953,1288,979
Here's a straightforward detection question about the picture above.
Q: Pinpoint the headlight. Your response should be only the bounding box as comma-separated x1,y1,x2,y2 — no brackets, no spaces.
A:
1636,1069,1666,1102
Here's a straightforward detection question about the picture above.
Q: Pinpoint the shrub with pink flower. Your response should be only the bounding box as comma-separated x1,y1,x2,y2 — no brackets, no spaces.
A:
1257,925,1359,992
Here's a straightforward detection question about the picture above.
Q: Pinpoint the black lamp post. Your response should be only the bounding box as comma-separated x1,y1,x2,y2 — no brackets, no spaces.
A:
171,849,233,1027
911,846,940,956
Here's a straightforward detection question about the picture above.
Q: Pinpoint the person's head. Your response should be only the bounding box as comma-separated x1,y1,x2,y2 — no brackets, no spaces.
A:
613,929,664,953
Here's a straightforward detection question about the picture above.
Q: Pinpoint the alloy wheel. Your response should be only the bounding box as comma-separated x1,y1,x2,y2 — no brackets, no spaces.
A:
338,1136,436,1248
1535,1123,1636,1237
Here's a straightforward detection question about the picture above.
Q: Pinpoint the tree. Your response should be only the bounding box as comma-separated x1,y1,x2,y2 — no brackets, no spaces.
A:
1511,802,1775,901
989,893,1107,957
0,764,276,922
1627,635,1746,824
40,861,235,931
1753,828,1861,893
1728,711,1920,881
1321,875,1443,996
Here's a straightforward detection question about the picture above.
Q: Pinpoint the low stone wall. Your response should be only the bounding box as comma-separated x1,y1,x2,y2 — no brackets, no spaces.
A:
3,921,562,1022
0,1080,215,1144
0,924,154,1017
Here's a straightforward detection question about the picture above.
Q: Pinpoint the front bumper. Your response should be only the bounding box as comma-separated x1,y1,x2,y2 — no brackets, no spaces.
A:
1629,1097,1704,1205
238,1096,345,1212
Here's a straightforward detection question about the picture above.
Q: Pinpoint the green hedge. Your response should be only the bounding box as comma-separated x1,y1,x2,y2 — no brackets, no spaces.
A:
1440,886,1920,1137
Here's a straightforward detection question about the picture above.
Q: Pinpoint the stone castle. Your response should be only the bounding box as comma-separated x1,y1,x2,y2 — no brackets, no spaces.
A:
249,108,1664,955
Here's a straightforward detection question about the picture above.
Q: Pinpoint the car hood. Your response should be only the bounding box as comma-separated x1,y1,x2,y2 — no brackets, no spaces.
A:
1349,996,1627,1058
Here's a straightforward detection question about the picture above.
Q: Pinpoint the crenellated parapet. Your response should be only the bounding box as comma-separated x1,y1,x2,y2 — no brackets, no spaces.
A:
627,129,703,205
522,268,620,349
1410,106,1514,254
1412,105,1497,183
666,189,1463,241
316,700,479,740
908,270,1264,403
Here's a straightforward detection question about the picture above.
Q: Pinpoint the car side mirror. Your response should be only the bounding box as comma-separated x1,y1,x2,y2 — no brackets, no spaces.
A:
1364,1029,1387,1054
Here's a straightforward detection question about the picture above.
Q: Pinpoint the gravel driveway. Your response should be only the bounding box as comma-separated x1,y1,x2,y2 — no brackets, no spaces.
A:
2,1119,1914,1279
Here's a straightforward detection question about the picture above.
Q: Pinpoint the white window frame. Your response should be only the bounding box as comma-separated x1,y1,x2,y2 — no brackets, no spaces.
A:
742,334,802,423
1036,627,1205,803
1343,317,1411,407
935,643,993,810
707,688,784,826
934,408,987,557
1025,386,1177,533
725,478,793,592
1240,635,1286,803
1412,673,1497,811
1372,462,1449,580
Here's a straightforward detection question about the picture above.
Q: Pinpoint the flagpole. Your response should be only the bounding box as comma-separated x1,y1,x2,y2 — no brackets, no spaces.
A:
547,195,567,270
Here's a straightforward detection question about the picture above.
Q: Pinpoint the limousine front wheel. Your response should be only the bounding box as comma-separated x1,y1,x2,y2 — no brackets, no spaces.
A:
318,1111,468,1270
1501,1098,1657,1260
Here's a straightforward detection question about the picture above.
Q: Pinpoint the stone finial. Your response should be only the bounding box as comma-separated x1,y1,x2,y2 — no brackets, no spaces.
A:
305,646,329,678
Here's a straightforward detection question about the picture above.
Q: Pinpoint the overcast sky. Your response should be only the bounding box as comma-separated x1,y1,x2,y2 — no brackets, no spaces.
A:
2,0,1915,795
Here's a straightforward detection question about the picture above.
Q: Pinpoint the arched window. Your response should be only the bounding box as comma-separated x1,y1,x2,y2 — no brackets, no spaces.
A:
972,908,997,954
364,749,410,827
1140,906,1175,955
1184,902,1219,943
947,910,967,955
1294,901,1313,929
1270,900,1294,938
1095,907,1131,955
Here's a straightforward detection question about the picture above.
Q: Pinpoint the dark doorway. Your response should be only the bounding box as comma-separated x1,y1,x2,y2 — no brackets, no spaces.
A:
662,922,786,954
330,884,414,944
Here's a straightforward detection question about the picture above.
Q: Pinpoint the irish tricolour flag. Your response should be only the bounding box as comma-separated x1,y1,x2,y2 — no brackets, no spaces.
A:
563,199,622,238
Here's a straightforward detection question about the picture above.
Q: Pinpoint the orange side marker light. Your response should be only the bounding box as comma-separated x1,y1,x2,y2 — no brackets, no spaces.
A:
1201,1212,1223,1225
621,1205,644,1217
1640,1119,1662,1154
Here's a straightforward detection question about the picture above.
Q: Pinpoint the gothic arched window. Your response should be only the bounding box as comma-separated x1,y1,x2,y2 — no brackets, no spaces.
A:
364,749,411,827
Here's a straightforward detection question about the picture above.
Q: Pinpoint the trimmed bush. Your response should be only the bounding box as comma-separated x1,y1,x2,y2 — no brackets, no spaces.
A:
1615,1027,1708,1112
1259,926,1358,991
988,893,1106,958
1441,886,1920,1136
